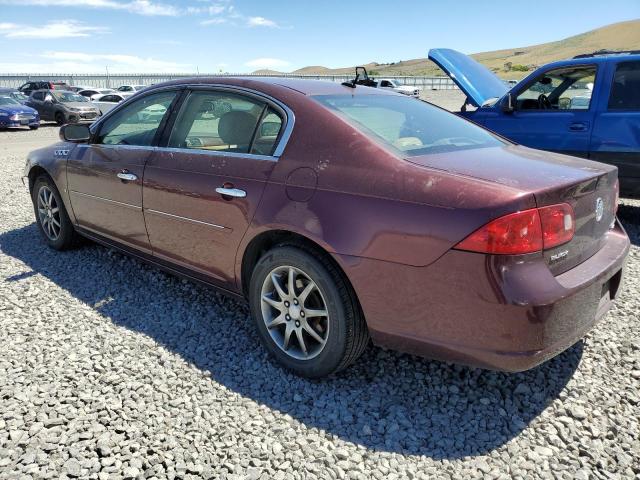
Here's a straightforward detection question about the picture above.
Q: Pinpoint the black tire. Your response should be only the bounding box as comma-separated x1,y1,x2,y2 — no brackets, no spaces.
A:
249,246,369,378
29,125,39,130
55,112,65,126
31,175,78,250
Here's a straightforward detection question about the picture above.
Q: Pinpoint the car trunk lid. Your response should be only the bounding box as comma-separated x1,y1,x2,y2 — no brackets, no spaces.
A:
408,145,618,273
428,48,509,107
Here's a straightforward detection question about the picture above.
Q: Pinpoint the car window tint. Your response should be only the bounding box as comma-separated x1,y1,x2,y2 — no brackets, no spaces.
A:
608,61,640,111
33,92,44,101
251,108,283,155
168,91,265,154
516,66,596,110
315,94,505,156
97,90,177,147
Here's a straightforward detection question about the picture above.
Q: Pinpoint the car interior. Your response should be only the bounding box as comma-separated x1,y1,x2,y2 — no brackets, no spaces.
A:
515,66,596,110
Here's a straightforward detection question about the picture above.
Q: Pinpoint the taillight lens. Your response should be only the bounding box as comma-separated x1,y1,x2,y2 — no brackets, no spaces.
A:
539,203,574,249
455,203,575,255
455,209,543,254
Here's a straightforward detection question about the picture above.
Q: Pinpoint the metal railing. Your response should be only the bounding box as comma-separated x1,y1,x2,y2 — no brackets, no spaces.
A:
0,73,461,90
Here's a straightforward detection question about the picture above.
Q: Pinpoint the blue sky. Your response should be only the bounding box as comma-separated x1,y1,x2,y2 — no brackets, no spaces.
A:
0,0,638,73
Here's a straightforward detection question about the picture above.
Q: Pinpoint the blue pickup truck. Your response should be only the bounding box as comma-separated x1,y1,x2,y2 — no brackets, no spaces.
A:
428,49,640,196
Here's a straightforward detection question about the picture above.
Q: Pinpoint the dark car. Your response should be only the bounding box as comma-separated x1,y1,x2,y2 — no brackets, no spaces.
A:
18,80,71,96
429,49,640,196
23,77,630,378
0,88,30,104
25,90,101,126
0,95,39,129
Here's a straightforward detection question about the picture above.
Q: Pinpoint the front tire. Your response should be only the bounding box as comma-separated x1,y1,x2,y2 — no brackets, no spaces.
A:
29,125,39,130
249,246,369,378
32,175,77,250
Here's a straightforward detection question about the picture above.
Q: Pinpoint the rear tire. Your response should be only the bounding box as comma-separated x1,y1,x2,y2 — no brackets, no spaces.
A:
32,175,78,250
29,125,39,130
249,246,369,378
55,112,65,126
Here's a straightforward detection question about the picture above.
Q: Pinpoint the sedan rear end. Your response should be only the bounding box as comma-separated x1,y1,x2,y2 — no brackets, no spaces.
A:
317,92,630,371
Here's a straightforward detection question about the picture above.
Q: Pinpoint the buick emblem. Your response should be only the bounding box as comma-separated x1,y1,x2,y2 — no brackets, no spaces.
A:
595,197,604,222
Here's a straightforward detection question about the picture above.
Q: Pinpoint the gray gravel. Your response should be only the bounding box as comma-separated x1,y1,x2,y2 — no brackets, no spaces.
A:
1,120,639,479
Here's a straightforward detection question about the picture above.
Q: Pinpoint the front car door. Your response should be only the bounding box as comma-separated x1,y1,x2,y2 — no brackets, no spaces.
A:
483,64,599,157
590,59,640,196
66,89,181,252
142,86,289,289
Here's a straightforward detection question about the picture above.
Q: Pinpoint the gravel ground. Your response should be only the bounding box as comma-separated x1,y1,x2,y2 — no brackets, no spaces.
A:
1,119,639,480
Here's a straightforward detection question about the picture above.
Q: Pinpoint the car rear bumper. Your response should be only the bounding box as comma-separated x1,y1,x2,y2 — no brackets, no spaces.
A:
339,220,630,372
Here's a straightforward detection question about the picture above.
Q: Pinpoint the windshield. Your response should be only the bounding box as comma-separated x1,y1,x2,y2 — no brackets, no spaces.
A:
52,91,89,103
0,96,20,106
314,94,505,156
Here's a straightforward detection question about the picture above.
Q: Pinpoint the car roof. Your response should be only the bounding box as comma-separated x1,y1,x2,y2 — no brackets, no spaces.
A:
150,76,396,97
543,53,640,69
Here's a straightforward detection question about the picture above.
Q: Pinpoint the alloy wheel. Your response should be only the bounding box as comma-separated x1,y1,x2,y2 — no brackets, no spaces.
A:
260,265,330,360
37,185,61,241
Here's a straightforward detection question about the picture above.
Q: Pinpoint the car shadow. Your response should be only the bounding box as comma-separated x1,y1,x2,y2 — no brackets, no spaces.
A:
617,201,640,247
0,223,583,459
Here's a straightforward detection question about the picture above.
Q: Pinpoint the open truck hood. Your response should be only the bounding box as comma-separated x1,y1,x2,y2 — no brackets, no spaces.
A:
428,48,509,107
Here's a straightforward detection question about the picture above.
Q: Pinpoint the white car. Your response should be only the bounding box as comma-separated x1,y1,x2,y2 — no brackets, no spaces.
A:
78,89,118,101
116,85,147,94
91,93,127,114
377,79,420,98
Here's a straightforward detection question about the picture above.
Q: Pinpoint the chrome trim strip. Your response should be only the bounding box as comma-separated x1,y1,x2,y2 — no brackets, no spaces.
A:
69,190,142,211
153,146,275,162
145,208,227,230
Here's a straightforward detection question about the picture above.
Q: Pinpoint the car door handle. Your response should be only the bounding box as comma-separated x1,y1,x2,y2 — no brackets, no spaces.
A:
215,187,246,198
569,122,589,131
117,171,138,182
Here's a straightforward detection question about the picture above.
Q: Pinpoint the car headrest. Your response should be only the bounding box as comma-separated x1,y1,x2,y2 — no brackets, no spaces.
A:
218,111,256,146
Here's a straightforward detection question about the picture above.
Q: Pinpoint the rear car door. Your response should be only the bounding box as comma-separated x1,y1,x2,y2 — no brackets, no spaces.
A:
27,91,49,120
590,60,640,196
66,89,181,252
142,87,288,289
484,65,599,157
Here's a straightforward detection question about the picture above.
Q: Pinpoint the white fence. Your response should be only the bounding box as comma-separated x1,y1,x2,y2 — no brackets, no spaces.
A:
0,73,460,90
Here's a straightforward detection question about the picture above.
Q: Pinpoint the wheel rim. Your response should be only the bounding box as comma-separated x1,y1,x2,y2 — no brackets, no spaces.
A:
37,185,61,241
260,265,330,360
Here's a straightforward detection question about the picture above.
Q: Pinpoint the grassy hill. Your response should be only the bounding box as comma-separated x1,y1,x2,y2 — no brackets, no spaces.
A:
256,20,640,78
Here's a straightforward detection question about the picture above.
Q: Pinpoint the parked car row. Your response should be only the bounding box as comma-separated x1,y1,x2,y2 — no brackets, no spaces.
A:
0,81,151,128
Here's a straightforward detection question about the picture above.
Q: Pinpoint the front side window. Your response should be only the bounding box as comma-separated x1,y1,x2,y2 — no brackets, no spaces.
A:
315,94,504,156
516,66,596,110
168,90,283,155
608,61,640,111
96,90,177,146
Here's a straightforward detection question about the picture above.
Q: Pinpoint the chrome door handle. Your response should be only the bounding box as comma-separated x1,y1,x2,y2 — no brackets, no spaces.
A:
117,171,138,181
215,187,246,198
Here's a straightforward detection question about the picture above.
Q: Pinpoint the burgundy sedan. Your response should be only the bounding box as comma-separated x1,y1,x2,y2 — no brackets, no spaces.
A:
24,77,630,378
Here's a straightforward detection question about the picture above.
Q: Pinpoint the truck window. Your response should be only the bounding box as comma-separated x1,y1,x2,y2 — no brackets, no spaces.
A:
516,66,596,111
608,61,640,111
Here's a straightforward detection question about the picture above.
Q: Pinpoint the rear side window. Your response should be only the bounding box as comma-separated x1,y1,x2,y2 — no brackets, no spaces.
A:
315,94,505,156
32,92,44,101
608,62,640,111
168,90,283,155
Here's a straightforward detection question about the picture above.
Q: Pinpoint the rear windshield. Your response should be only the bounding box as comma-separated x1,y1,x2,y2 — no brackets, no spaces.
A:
314,94,505,156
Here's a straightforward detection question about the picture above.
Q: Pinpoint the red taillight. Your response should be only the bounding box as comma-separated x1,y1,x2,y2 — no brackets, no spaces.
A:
455,203,575,255
455,209,543,254
539,203,574,249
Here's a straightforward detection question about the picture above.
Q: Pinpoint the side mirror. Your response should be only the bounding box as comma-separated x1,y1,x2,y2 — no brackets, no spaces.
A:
501,93,515,113
60,124,91,143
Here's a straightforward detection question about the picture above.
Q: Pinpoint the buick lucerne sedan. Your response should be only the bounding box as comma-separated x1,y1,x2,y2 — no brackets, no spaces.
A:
24,77,630,378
